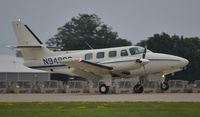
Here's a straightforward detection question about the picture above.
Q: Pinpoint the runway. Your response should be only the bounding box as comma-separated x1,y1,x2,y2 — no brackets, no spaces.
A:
0,93,200,102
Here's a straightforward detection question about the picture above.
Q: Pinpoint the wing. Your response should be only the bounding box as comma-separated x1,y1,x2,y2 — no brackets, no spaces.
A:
60,58,113,75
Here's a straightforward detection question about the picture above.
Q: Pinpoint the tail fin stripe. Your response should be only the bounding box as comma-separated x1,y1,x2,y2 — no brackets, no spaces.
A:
24,25,43,44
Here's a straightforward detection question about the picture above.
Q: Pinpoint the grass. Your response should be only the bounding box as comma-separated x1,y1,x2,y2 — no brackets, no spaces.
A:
0,102,200,117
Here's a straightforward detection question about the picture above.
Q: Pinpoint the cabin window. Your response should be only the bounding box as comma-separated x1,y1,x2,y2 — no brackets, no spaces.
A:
85,53,93,60
109,51,117,57
120,49,128,56
96,52,105,59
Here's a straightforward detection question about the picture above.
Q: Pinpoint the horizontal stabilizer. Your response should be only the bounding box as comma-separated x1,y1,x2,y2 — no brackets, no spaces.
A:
7,45,43,48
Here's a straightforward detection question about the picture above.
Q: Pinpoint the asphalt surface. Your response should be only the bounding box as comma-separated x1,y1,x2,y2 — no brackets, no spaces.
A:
0,93,200,102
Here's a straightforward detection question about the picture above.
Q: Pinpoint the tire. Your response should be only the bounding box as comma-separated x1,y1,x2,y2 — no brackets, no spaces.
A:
99,84,109,94
133,84,144,93
161,81,169,91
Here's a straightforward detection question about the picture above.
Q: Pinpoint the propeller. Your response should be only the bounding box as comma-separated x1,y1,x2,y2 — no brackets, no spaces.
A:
142,45,147,59
136,45,150,75
136,45,148,64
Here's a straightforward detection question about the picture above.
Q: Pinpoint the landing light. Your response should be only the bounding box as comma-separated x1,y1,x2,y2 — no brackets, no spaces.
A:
69,77,74,80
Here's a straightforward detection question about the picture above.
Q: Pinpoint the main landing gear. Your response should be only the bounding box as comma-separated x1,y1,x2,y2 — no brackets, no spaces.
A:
99,84,109,94
133,84,144,93
98,75,112,94
133,77,145,93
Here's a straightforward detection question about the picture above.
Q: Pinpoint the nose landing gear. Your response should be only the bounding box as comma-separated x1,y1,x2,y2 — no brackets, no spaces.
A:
160,81,169,91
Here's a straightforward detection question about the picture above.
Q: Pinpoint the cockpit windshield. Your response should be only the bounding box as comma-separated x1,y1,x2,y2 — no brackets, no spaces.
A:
129,47,151,55
129,47,144,55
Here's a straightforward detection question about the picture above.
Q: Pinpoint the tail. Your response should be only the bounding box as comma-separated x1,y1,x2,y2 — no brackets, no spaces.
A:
12,20,53,60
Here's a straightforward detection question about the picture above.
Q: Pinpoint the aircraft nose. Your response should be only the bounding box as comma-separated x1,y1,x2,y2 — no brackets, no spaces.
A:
180,57,189,67
174,56,189,68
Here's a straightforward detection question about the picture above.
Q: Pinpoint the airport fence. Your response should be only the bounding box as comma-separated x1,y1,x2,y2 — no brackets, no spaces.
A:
0,80,199,94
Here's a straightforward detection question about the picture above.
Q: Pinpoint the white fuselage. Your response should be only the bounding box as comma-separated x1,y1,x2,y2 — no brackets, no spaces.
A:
24,46,188,79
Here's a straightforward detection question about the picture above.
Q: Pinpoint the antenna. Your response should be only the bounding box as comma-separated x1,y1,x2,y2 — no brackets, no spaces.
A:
84,41,93,49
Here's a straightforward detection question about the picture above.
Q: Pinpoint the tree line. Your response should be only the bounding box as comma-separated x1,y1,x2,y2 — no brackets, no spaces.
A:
46,14,131,50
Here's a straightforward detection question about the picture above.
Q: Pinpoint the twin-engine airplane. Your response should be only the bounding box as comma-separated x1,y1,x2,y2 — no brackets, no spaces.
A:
11,20,189,94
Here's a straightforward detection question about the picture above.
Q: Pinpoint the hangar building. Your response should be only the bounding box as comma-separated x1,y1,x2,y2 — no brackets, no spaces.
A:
0,55,50,81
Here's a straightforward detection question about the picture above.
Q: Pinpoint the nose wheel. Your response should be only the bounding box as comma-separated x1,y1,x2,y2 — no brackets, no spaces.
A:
99,84,109,94
133,84,144,93
160,81,169,91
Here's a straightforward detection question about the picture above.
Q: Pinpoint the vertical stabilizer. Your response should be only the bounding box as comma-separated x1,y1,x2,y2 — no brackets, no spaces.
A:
12,21,52,60
12,21,43,46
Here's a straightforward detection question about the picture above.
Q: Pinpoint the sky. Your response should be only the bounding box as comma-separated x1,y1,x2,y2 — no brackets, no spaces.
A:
1,0,200,55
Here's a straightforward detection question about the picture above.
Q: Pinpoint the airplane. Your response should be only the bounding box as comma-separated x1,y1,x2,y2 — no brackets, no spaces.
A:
11,20,189,94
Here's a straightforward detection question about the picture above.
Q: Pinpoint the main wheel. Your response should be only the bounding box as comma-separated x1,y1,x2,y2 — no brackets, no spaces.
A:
99,84,109,94
133,84,144,93
161,81,169,91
